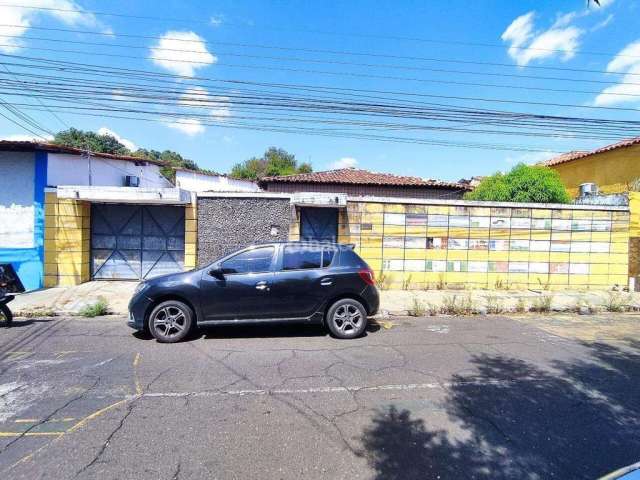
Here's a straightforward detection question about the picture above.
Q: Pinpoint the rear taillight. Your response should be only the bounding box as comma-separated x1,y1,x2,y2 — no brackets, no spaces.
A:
358,268,375,286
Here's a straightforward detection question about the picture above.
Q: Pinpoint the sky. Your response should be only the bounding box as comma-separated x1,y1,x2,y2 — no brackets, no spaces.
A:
0,0,639,181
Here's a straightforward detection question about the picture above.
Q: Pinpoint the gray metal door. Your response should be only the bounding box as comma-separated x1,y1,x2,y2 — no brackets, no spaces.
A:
300,207,338,242
91,204,185,280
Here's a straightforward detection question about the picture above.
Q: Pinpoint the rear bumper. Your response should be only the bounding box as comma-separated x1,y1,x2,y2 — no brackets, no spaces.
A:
362,285,380,316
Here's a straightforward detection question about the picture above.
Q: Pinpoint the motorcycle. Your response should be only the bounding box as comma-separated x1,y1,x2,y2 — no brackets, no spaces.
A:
0,294,13,327
0,264,24,328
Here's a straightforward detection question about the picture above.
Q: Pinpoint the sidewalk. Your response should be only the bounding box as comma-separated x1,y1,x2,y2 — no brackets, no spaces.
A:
10,281,640,317
11,281,137,316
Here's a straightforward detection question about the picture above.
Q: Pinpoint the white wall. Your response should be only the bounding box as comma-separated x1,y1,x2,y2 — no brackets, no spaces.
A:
0,151,35,248
47,153,172,188
175,170,259,192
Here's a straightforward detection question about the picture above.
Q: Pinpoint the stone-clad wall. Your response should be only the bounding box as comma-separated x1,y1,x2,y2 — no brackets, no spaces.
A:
197,196,292,266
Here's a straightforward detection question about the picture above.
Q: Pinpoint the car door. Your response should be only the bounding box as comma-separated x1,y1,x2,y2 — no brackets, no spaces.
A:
270,245,338,318
199,245,277,321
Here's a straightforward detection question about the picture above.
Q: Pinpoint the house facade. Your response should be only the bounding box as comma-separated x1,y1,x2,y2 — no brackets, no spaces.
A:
0,141,192,290
260,168,471,199
542,137,640,198
174,168,258,193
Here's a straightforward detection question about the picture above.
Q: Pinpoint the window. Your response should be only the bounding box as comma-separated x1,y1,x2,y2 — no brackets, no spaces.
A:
283,246,322,270
221,247,274,274
322,248,336,267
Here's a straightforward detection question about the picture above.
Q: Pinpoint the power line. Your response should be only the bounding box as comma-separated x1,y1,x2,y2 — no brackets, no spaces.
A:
0,23,638,78
0,63,68,129
0,44,638,104
0,4,631,58
3,32,640,88
3,53,639,114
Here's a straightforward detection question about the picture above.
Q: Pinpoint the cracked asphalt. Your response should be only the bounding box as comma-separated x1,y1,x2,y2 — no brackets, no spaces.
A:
1,314,640,479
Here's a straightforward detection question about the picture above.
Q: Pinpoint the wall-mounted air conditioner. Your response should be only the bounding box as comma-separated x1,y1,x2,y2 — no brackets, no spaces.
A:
125,175,140,187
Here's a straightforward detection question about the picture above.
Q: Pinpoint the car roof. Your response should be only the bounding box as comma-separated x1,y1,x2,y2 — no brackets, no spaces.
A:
251,241,354,249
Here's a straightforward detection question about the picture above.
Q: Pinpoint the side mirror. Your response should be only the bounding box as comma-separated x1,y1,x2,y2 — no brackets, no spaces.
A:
209,267,225,279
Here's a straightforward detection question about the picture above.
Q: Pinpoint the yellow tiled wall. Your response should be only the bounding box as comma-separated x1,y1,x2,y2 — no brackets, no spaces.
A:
338,201,629,290
44,191,90,287
184,202,198,270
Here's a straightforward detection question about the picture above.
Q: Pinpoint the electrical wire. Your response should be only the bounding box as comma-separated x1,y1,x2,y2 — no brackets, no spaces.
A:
0,4,631,59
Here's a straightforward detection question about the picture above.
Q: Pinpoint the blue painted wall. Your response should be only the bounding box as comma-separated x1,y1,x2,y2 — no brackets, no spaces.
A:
0,150,47,291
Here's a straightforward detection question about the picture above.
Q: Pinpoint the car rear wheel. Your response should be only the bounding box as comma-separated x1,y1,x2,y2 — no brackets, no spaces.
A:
148,300,193,343
326,298,367,339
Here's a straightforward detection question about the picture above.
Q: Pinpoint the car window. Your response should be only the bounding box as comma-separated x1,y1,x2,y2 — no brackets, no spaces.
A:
322,248,336,267
283,246,322,270
221,246,274,274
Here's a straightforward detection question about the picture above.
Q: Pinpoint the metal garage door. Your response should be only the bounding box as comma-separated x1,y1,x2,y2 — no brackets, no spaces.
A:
91,204,185,280
300,207,338,242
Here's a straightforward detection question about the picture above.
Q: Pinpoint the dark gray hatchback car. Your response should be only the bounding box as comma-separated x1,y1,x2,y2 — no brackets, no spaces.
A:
128,242,379,343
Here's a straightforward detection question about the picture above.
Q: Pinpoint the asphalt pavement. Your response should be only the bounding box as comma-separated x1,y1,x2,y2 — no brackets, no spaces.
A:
1,314,639,479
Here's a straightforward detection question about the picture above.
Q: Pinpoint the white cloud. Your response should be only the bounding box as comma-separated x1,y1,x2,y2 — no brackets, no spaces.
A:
180,87,232,122
0,0,105,53
593,40,640,106
167,119,205,136
330,157,358,169
501,4,615,67
210,15,224,26
111,89,128,101
591,13,614,31
179,87,209,107
149,31,216,77
502,12,583,66
501,11,535,58
97,127,137,151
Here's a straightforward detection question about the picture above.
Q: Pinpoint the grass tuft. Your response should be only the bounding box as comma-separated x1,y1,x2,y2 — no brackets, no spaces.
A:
79,297,109,318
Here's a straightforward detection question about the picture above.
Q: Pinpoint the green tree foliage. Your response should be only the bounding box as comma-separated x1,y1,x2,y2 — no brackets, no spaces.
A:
230,147,312,180
464,163,570,204
53,128,130,155
133,148,201,181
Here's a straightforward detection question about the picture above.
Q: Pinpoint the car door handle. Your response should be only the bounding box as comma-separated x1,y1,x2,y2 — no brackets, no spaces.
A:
255,281,270,291
320,278,333,286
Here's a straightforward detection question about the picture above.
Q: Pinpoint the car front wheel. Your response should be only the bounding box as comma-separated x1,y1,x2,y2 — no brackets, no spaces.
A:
148,300,193,343
326,298,367,339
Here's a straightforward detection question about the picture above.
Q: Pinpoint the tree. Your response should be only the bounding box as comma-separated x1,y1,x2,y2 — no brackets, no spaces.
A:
230,147,312,180
53,128,130,155
464,163,571,204
134,148,201,181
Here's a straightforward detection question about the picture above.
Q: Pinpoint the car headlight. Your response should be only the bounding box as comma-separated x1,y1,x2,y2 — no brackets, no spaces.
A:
134,282,148,295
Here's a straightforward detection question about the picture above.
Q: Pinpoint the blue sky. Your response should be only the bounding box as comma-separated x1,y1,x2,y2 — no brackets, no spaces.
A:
0,0,638,181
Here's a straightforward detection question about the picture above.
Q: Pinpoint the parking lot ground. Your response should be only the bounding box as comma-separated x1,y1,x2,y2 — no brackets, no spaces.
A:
1,314,639,479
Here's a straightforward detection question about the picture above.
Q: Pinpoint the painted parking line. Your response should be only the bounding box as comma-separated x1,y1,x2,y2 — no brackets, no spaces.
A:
14,418,76,424
0,432,64,437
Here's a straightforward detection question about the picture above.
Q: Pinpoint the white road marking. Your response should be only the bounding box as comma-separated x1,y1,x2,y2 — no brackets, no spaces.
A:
129,378,522,400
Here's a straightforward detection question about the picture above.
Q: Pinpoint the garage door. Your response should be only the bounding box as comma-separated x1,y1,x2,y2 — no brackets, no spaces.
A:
91,204,185,280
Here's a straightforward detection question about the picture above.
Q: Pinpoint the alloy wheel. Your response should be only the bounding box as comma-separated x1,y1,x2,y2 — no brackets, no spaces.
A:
153,306,187,338
332,304,362,334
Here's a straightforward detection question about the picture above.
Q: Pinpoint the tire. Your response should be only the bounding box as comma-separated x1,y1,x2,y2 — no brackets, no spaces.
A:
0,303,12,328
148,300,193,343
325,298,368,339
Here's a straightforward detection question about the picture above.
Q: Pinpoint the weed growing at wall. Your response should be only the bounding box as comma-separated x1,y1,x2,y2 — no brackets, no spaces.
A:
531,295,553,313
408,297,426,317
79,297,109,317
